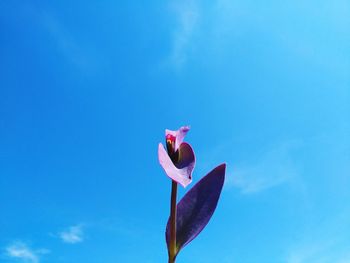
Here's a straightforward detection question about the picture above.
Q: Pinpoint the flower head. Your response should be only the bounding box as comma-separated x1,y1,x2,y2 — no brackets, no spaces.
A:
158,126,195,187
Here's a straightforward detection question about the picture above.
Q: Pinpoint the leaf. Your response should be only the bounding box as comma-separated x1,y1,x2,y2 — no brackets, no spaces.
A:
166,163,226,257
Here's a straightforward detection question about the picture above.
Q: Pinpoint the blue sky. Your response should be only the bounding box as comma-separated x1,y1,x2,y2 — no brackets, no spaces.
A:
0,0,349,262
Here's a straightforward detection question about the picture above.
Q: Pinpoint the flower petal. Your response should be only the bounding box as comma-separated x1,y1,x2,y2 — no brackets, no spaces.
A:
165,126,190,152
174,142,195,172
158,143,193,187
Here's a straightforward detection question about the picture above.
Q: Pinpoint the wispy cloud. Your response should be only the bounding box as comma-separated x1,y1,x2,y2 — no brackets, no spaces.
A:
5,242,49,263
227,141,300,194
42,13,90,70
285,209,350,263
40,11,104,73
169,0,199,68
59,225,84,244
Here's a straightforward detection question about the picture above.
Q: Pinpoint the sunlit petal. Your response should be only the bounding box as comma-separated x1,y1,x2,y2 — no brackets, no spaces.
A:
158,143,193,187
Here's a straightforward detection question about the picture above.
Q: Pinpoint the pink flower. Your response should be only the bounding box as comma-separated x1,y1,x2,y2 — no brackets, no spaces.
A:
158,126,196,187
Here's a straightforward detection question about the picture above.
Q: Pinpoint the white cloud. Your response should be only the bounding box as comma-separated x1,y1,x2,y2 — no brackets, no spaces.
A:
227,141,300,194
59,225,84,244
5,242,49,263
169,0,199,68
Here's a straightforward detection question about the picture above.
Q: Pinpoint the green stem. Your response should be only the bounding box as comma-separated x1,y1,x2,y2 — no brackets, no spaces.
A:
168,180,178,263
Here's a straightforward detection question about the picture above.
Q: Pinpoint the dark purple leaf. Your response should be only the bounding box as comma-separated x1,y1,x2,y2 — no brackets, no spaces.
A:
166,163,226,256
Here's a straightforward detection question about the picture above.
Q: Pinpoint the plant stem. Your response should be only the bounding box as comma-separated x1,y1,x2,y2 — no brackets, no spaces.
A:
168,180,178,263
